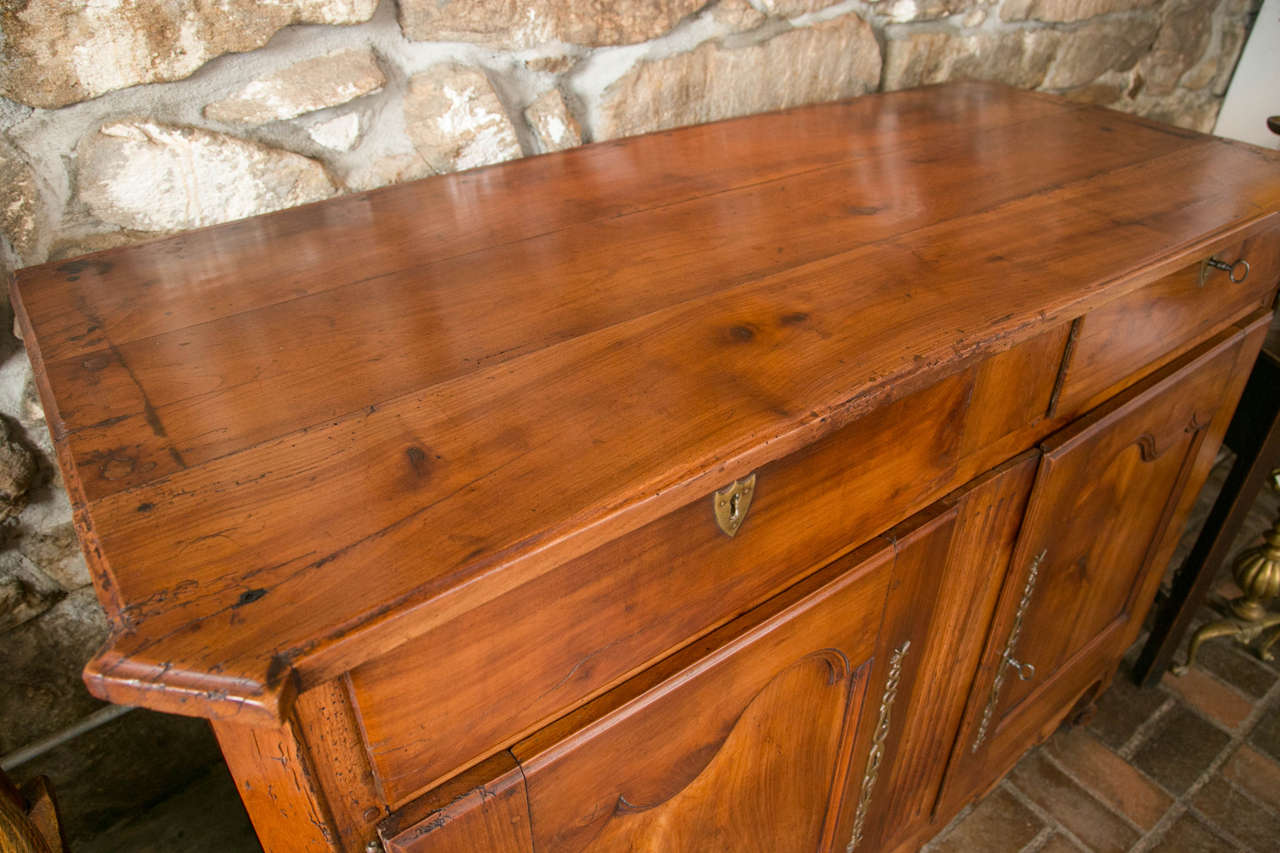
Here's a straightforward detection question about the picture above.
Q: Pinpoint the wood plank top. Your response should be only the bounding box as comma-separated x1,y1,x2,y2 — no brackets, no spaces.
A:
11,82,1280,724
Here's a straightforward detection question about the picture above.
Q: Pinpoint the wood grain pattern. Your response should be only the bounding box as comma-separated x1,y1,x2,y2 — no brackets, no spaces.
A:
1055,228,1280,418
11,84,1280,728
379,752,532,853
38,105,1183,499
850,453,1040,853
512,537,895,853
212,716,340,853
292,680,385,850
941,319,1261,807
344,321,1067,808
347,361,974,806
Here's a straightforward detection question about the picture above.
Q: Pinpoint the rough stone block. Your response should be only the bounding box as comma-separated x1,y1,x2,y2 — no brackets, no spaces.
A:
344,153,435,193
404,65,524,174
0,571,58,633
880,0,980,23
1138,0,1214,97
884,29,1059,92
1041,17,1161,89
710,0,768,31
0,0,378,109
753,0,845,16
596,14,880,141
204,48,386,125
0,587,109,755
1000,0,1159,22
0,138,55,266
398,0,704,49
307,112,367,152
17,521,90,592
525,90,582,153
78,121,336,232
0,416,35,522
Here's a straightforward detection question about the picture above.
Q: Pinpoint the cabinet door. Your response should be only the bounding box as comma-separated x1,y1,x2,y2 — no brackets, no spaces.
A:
835,453,1038,853
509,520,948,853
944,321,1262,798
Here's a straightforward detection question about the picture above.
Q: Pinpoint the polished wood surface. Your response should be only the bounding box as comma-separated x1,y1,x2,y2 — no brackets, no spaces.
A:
942,317,1268,804
380,753,532,853
1055,229,1280,418
344,326,1067,806
11,83,1280,726
510,536,894,853
852,453,1039,853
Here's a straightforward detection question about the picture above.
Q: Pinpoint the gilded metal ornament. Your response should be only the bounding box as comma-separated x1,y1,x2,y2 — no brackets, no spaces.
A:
972,550,1046,752
847,640,910,852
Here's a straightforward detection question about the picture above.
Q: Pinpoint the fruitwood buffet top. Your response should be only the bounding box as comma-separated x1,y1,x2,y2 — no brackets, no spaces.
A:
11,82,1280,726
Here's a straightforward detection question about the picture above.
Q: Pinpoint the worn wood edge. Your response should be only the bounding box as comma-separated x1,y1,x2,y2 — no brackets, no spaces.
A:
8,274,127,626
28,91,1120,492
211,713,341,852
283,211,1280,663
75,210,1280,724
377,750,523,846
82,647,296,725
54,135,1280,725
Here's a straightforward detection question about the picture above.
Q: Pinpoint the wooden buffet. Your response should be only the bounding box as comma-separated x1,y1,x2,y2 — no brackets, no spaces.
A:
10,82,1280,852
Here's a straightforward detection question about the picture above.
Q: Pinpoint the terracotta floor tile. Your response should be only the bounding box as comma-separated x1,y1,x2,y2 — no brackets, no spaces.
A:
1196,641,1278,699
1008,751,1138,853
928,787,1044,853
1220,744,1280,812
1131,703,1232,795
1037,835,1083,853
1191,775,1280,852
1087,670,1170,750
1162,666,1254,730
1043,727,1172,830
1150,812,1239,853
1248,703,1280,763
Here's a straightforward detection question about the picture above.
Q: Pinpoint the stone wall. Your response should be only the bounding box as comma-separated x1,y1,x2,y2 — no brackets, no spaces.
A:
0,0,1259,837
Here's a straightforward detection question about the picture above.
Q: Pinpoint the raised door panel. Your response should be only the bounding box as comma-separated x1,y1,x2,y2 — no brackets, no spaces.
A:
946,320,1261,797
839,452,1039,853
511,529,927,853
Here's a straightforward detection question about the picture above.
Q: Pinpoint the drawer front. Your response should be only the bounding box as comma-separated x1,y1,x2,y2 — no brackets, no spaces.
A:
509,538,898,853
346,328,1066,807
348,369,967,805
1055,227,1280,418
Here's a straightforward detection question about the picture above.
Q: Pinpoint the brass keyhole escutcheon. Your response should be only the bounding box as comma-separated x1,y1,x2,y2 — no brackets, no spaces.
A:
713,473,756,537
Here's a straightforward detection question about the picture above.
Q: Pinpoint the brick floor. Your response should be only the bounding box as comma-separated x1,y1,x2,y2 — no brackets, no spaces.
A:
924,460,1280,853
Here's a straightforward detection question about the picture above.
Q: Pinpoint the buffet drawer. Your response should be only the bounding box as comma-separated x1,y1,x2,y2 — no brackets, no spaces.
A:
380,536,898,853
347,370,968,805
1054,227,1280,418
346,328,1067,806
